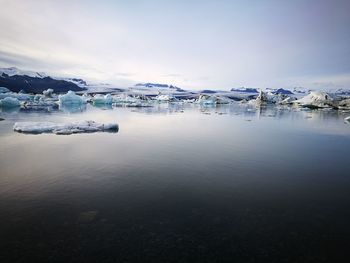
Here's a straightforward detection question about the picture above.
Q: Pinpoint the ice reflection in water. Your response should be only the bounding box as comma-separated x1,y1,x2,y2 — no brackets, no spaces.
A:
0,102,350,262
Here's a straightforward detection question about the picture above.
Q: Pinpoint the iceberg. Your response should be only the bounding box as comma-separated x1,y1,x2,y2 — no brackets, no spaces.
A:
249,90,296,105
0,97,21,108
0,87,10,93
82,93,92,103
13,120,118,135
216,96,231,104
277,96,296,105
338,98,350,109
294,91,334,108
92,94,113,105
197,94,217,105
43,88,54,98
58,91,85,105
155,94,176,102
0,92,31,101
23,98,58,109
255,90,268,105
345,116,350,123
113,94,141,104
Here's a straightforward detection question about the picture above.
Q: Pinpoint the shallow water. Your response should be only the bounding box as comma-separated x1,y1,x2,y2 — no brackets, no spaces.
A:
1,103,350,262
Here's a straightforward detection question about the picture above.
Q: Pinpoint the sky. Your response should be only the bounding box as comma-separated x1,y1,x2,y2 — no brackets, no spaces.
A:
0,0,350,90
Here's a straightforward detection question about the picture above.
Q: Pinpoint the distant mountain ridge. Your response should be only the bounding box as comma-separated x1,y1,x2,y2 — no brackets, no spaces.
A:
230,87,259,93
0,67,86,93
135,83,185,92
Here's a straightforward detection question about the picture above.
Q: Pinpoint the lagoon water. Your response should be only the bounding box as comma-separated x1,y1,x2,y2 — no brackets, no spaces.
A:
1,103,350,262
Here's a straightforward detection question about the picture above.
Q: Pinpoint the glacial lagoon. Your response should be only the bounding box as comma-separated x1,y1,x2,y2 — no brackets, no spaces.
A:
1,103,350,262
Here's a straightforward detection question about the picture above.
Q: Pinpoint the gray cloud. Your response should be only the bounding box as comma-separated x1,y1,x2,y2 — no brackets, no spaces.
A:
0,0,349,90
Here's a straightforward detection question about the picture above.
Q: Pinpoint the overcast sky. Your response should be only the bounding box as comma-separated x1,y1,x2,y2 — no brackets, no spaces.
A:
0,0,349,90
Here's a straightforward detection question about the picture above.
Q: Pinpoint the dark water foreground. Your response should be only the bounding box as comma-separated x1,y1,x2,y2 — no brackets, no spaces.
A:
1,103,350,262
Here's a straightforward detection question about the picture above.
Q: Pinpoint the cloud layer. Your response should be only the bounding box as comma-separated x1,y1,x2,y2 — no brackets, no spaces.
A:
0,0,349,90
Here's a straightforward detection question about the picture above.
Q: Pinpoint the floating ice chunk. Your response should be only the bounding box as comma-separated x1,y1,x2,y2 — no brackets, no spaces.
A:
345,116,350,123
338,98,350,109
255,90,268,105
0,87,10,93
216,96,231,104
33,94,43,102
82,93,92,103
92,94,113,104
13,120,118,135
277,96,296,105
0,97,21,108
294,91,334,108
155,94,176,102
43,88,54,98
0,92,31,101
59,91,85,105
113,94,144,104
23,98,58,109
197,94,217,105
253,90,296,105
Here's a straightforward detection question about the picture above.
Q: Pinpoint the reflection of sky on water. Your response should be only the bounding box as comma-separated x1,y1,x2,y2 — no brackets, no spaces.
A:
1,101,350,262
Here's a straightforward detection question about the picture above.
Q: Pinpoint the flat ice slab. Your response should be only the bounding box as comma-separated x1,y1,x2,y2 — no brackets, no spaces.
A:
13,121,118,135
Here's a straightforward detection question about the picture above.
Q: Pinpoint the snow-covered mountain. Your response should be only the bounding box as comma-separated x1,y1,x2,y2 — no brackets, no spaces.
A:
0,67,89,93
134,83,185,92
0,67,48,78
230,87,258,93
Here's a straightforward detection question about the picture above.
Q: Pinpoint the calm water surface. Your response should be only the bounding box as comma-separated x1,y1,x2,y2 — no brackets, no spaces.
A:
1,103,350,262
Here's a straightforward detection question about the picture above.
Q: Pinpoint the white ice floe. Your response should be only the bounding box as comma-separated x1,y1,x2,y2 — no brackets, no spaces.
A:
255,90,268,105
0,92,31,101
59,91,85,105
196,94,231,105
92,94,113,104
43,88,54,98
82,93,92,103
33,94,42,102
277,96,296,105
0,87,10,93
0,97,21,108
216,96,231,104
345,116,350,123
254,90,295,105
294,91,334,108
197,94,218,105
13,120,118,135
155,94,177,102
338,98,350,109
113,94,141,104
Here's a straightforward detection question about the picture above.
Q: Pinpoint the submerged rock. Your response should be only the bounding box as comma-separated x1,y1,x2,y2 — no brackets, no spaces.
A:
13,120,118,135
